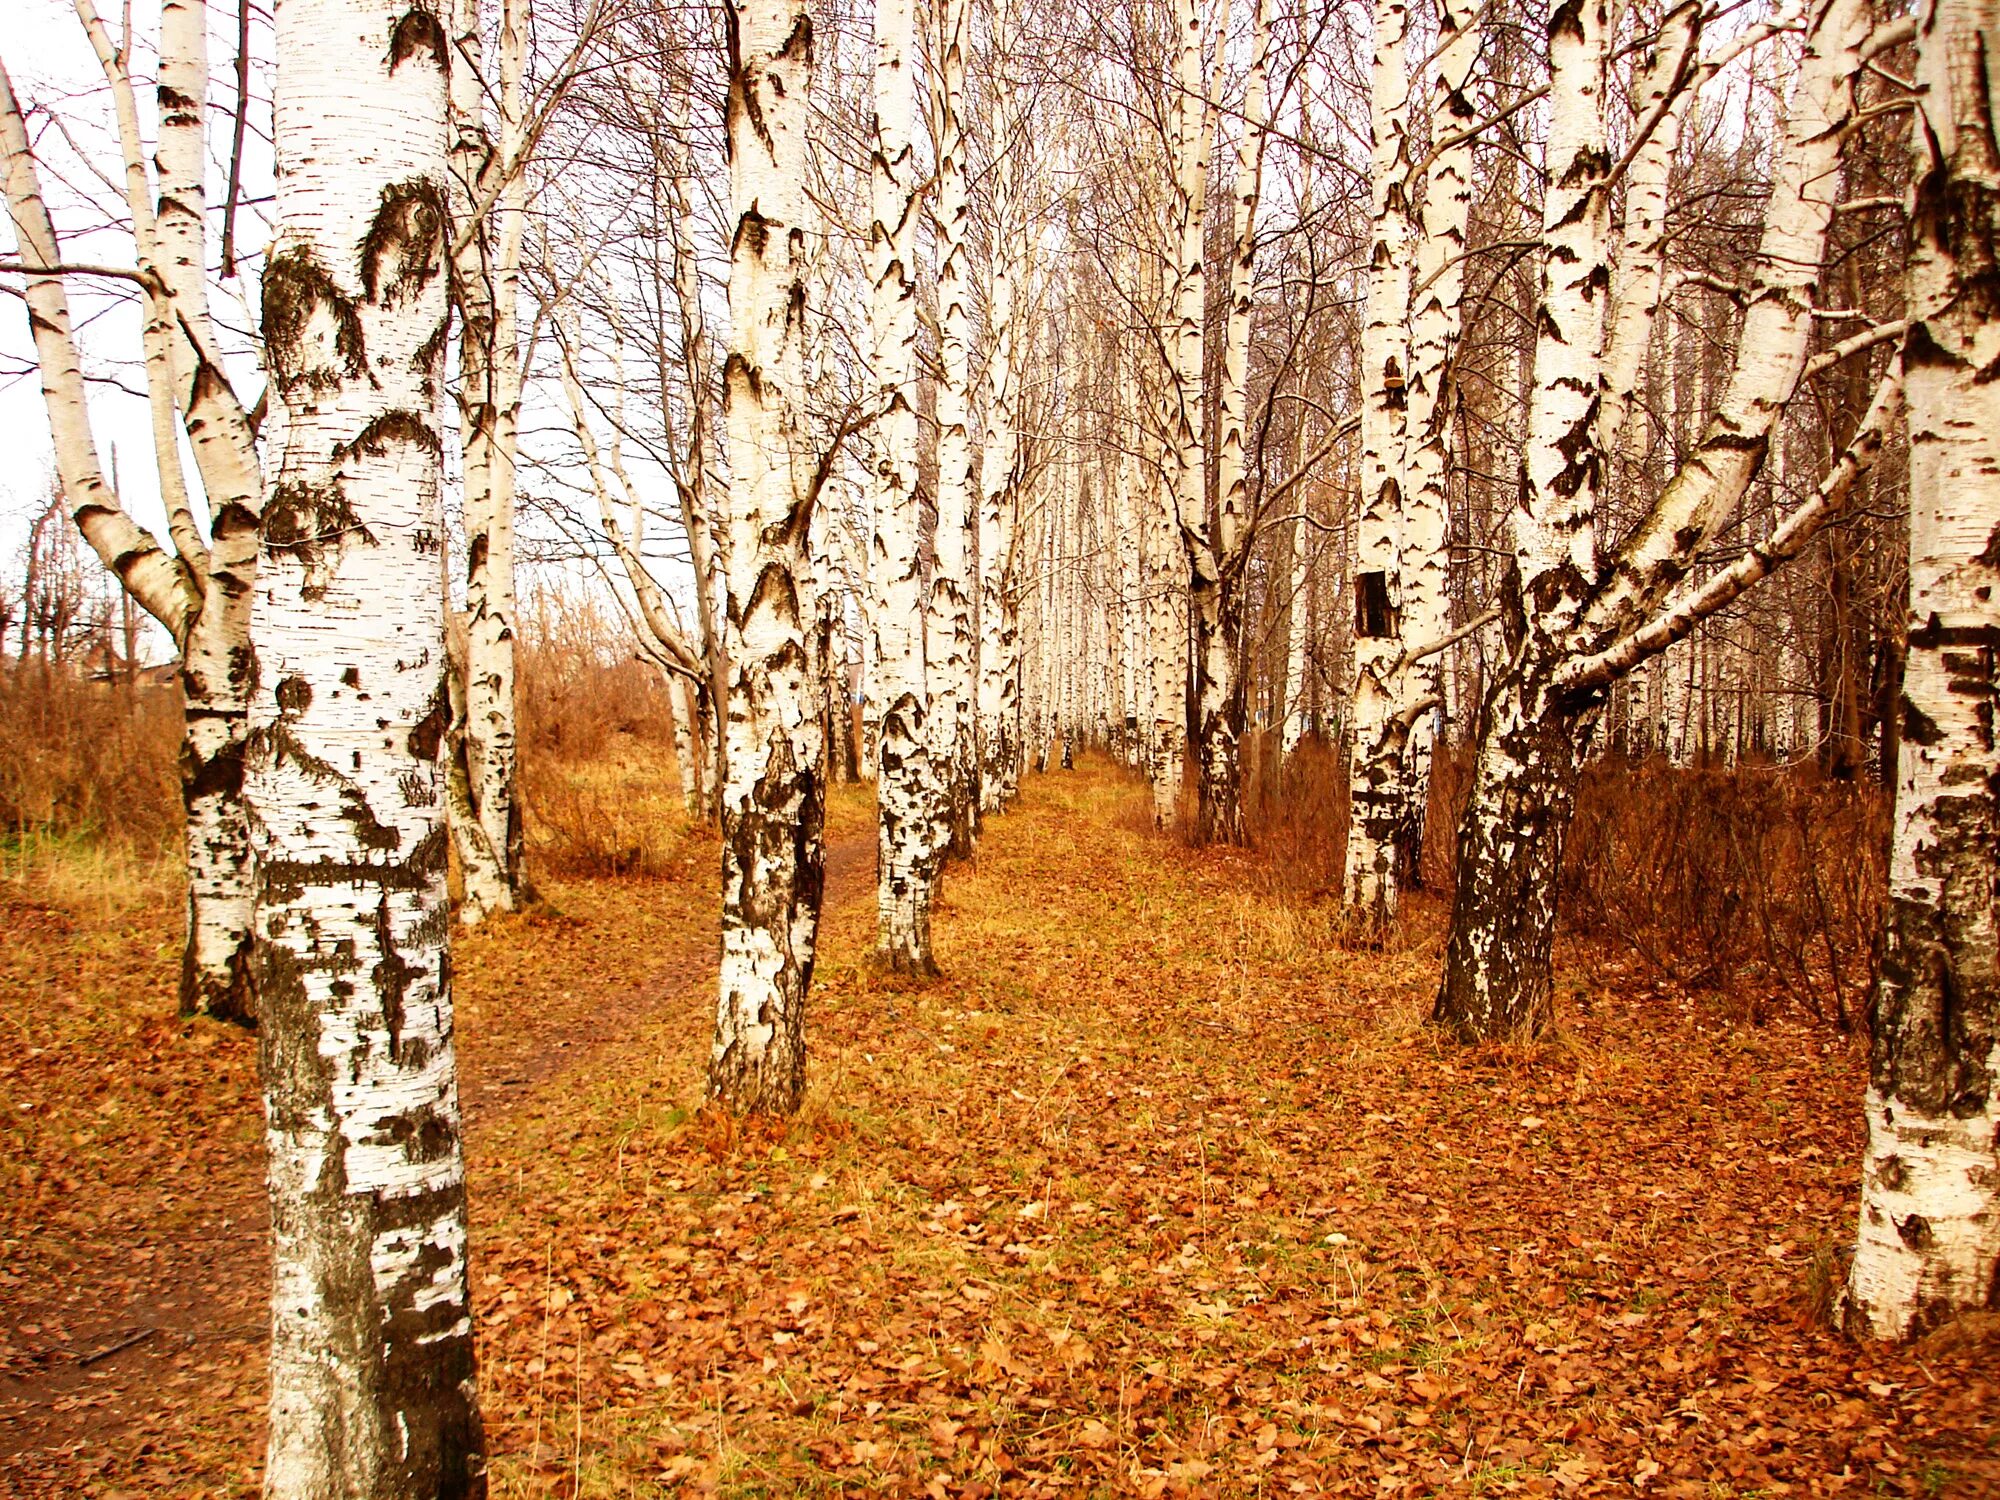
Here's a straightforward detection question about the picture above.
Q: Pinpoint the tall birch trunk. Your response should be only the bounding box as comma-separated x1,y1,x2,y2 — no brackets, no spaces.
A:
1434,0,1611,1035
977,100,1022,813
867,0,941,973
1844,0,2000,1341
930,0,977,854
708,0,825,1114
248,0,482,1489
446,0,527,923
1342,0,1416,926
1190,0,1269,846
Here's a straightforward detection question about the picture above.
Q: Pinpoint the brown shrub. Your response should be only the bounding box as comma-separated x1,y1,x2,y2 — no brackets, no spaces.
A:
1561,762,1885,1030
1244,730,1349,903
1252,734,1884,1030
514,587,690,878
0,667,181,855
516,588,676,762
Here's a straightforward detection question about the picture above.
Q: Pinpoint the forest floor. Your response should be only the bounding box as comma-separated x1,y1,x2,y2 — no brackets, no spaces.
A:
1,755,1995,1498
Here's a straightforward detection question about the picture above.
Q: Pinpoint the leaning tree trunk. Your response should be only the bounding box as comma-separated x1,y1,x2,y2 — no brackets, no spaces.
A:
248,0,483,1492
2,33,263,1027
1843,0,2000,1342
708,0,825,1116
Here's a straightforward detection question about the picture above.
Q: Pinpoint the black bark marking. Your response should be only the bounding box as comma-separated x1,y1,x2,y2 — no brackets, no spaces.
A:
388,6,449,74
341,408,444,462
262,247,366,394
361,179,448,306
407,681,449,762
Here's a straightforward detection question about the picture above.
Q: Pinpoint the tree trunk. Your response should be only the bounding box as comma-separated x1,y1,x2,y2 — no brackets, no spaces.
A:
931,0,978,854
708,0,825,1115
1342,0,1414,925
446,0,527,924
1843,0,2000,1340
179,696,253,1025
868,0,942,973
1433,669,1591,1040
249,0,483,1490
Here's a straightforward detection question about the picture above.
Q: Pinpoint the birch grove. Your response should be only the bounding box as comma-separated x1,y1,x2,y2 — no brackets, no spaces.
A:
6,14,1995,1479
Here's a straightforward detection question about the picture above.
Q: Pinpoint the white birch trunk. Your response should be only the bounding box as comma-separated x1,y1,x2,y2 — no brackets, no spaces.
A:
1844,0,2000,1340
709,0,825,1114
977,94,1022,811
1342,0,1416,925
1186,0,1268,845
930,0,977,854
867,0,941,973
248,0,482,1489
447,0,527,922
1433,0,1611,1035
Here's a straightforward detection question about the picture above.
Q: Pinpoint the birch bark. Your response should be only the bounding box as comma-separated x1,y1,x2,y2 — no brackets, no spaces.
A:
977,143,1021,813
247,0,482,1489
708,0,825,1114
1342,0,1416,925
1190,0,1269,845
930,0,977,854
1844,0,2000,1340
446,0,527,922
1433,0,1612,1036
867,0,941,973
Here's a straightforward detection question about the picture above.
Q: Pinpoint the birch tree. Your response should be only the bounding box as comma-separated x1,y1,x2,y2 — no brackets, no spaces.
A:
245,0,482,1488
708,0,825,1114
1433,0,1892,1039
1843,0,2000,1341
976,108,1024,813
446,0,529,921
1187,0,1271,846
930,0,978,854
868,0,944,973
1,6,264,1025
1342,0,1416,921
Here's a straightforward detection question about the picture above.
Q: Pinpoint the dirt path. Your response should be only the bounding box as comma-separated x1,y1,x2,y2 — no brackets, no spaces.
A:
0,830,874,1495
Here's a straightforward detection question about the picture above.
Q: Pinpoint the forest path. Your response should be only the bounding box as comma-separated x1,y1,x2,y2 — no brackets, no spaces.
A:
0,809,877,1495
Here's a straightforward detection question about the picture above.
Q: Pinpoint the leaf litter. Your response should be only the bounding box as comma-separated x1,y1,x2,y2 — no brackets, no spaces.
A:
1,763,1994,1497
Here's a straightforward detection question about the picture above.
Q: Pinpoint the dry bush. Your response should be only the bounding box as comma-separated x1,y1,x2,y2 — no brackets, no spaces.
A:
1252,734,1883,1030
517,588,678,761
515,587,692,879
1562,763,1886,1029
0,668,181,857
1244,730,1349,902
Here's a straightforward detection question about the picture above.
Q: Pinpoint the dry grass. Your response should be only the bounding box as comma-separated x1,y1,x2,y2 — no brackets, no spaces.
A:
0,669,181,857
